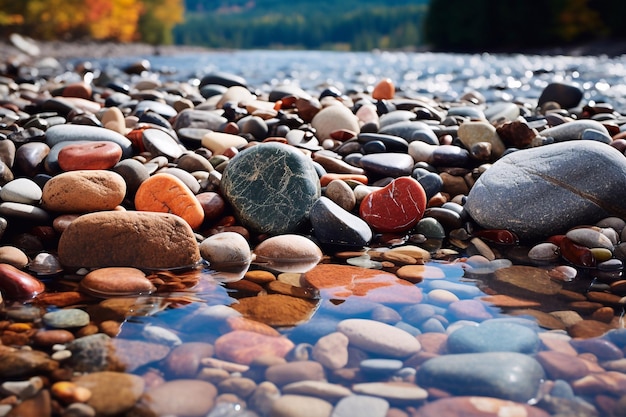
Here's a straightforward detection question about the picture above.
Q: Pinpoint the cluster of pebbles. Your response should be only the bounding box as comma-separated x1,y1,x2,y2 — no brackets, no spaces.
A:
2,42,626,417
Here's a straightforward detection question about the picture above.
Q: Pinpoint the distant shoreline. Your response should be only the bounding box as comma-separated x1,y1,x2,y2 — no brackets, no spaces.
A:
1,38,625,63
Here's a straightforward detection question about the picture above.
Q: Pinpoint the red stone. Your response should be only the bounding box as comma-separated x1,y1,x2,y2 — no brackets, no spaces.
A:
560,236,596,267
473,229,519,245
58,141,123,171
61,82,92,100
196,192,226,221
359,176,427,233
0,263,45,300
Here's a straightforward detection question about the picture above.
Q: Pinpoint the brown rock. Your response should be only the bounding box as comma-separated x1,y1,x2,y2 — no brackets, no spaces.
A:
32,329,75,347
569,319,614,338
230,294,319,327
58,211,201,269
80,267,156,297
74,371,144,416
303,263,422,304
509,309,566,330
163,342,215,378
496,120,537,148
535,351,591,381
41,170,126,213
6,389,51,417
0,349,58,379
265,361,325,387
492,265,562,299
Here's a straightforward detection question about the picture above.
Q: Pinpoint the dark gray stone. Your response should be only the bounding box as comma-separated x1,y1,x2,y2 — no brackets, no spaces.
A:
310,196,372,249
221,142,320,235
446,321,541,354
541,119,610,142
359,153,414,178
357,133,409,153
200,71,247,88
416,352,545,402
538,82,583,109
465,141,626,241
172,109,227,131
379,121,439,145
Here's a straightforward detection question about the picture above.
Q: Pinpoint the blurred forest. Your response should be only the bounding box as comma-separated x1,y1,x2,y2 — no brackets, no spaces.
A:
1,0,625,51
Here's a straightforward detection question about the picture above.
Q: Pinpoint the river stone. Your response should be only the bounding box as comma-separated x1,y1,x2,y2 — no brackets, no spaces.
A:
45,124,133,158
411,397,551,417
0,178,42,204
465,141,626,240
221,142,321,235
74,371,144,416
311,104,360,141
133,379,217,417
541,119,610,142
41,170,126,213
57,211,201,269
537,82,584,109
415,352,545,402
42,308,90,328
446,321,541,354
336,318,421,358
309,196,372,250
270,394,333,417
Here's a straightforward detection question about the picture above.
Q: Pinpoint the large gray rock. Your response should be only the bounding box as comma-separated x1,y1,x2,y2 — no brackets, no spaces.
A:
415,352,545,402
465,141,626,241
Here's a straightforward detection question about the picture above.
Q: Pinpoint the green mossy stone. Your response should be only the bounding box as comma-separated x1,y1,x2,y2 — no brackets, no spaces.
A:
221,143,321,235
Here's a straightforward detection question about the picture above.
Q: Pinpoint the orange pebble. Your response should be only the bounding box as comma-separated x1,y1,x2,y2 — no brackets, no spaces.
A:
51,381,92,403
372,78,395,100
320,173,368,187
134,173,205,230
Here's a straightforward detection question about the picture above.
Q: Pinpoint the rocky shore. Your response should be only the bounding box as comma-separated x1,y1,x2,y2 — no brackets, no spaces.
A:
2,36,626,417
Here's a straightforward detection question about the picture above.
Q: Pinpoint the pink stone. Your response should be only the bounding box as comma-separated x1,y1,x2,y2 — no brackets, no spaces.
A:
58,141,123,171
359,177,427,233
214,330,294,365
0,263,45,300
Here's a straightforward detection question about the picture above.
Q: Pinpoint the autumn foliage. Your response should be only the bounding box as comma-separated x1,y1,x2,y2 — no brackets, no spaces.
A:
0,0,184,43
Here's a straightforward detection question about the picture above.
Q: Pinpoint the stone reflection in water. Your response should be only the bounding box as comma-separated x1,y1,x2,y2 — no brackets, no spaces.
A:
252,234,323,273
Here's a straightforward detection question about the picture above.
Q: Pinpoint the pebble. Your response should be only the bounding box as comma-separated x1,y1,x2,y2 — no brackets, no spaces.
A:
134,379,217,417
200,231,252,270
465,141,626,240
359,176,426,233
0,263,45,300
270,394,333,417
336,318,421,358
43,308,90,328
57,141,123,171
416,352,545,402
253,234,323,273
221,142,321,234
446,320,541,354
57,211,201,269
80,267,155,297
214,331,294,365
0,178,42,204
134,172,205,229
41,169,126,212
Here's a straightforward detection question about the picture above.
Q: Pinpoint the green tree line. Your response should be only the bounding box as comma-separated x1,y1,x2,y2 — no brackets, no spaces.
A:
173,1,428,50
424,0,626,52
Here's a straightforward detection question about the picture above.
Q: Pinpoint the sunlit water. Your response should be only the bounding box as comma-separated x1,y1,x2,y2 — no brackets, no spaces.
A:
74,49,626,113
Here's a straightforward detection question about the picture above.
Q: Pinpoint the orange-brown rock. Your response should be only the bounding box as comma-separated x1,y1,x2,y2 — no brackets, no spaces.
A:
303,263,422,304
372,78,395,100
214,330,294,365
58,211,201,269
42,170,126,213
58,141,123,171
134,173,204,230
230,294,319,327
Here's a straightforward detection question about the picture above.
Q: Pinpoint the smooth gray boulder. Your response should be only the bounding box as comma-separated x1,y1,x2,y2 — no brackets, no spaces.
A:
465,140,626,241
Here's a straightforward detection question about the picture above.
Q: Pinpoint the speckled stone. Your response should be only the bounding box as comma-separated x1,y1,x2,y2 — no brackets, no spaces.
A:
221,142,321,234
57,211,201,269
416,352,545,402
465,141,626,240
74,371,144,416
42,308,90,328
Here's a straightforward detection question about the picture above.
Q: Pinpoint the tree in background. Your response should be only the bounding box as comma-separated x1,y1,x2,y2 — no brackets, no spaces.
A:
0,0,183,44
424,0,626,51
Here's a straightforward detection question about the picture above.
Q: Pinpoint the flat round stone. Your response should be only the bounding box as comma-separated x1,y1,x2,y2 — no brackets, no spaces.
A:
221,142,321,234
80,267,156,298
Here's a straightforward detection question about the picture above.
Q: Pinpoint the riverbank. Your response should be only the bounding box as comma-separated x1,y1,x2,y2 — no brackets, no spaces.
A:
2,36,626,62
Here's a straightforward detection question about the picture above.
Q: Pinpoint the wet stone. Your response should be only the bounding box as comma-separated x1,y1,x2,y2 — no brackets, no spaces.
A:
133,379,217,417
416,352,545,403
309,196,372,250
43,308,90,328
446,320,541,354
336,318,421,358
73,371,144,416
359,152,414,178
